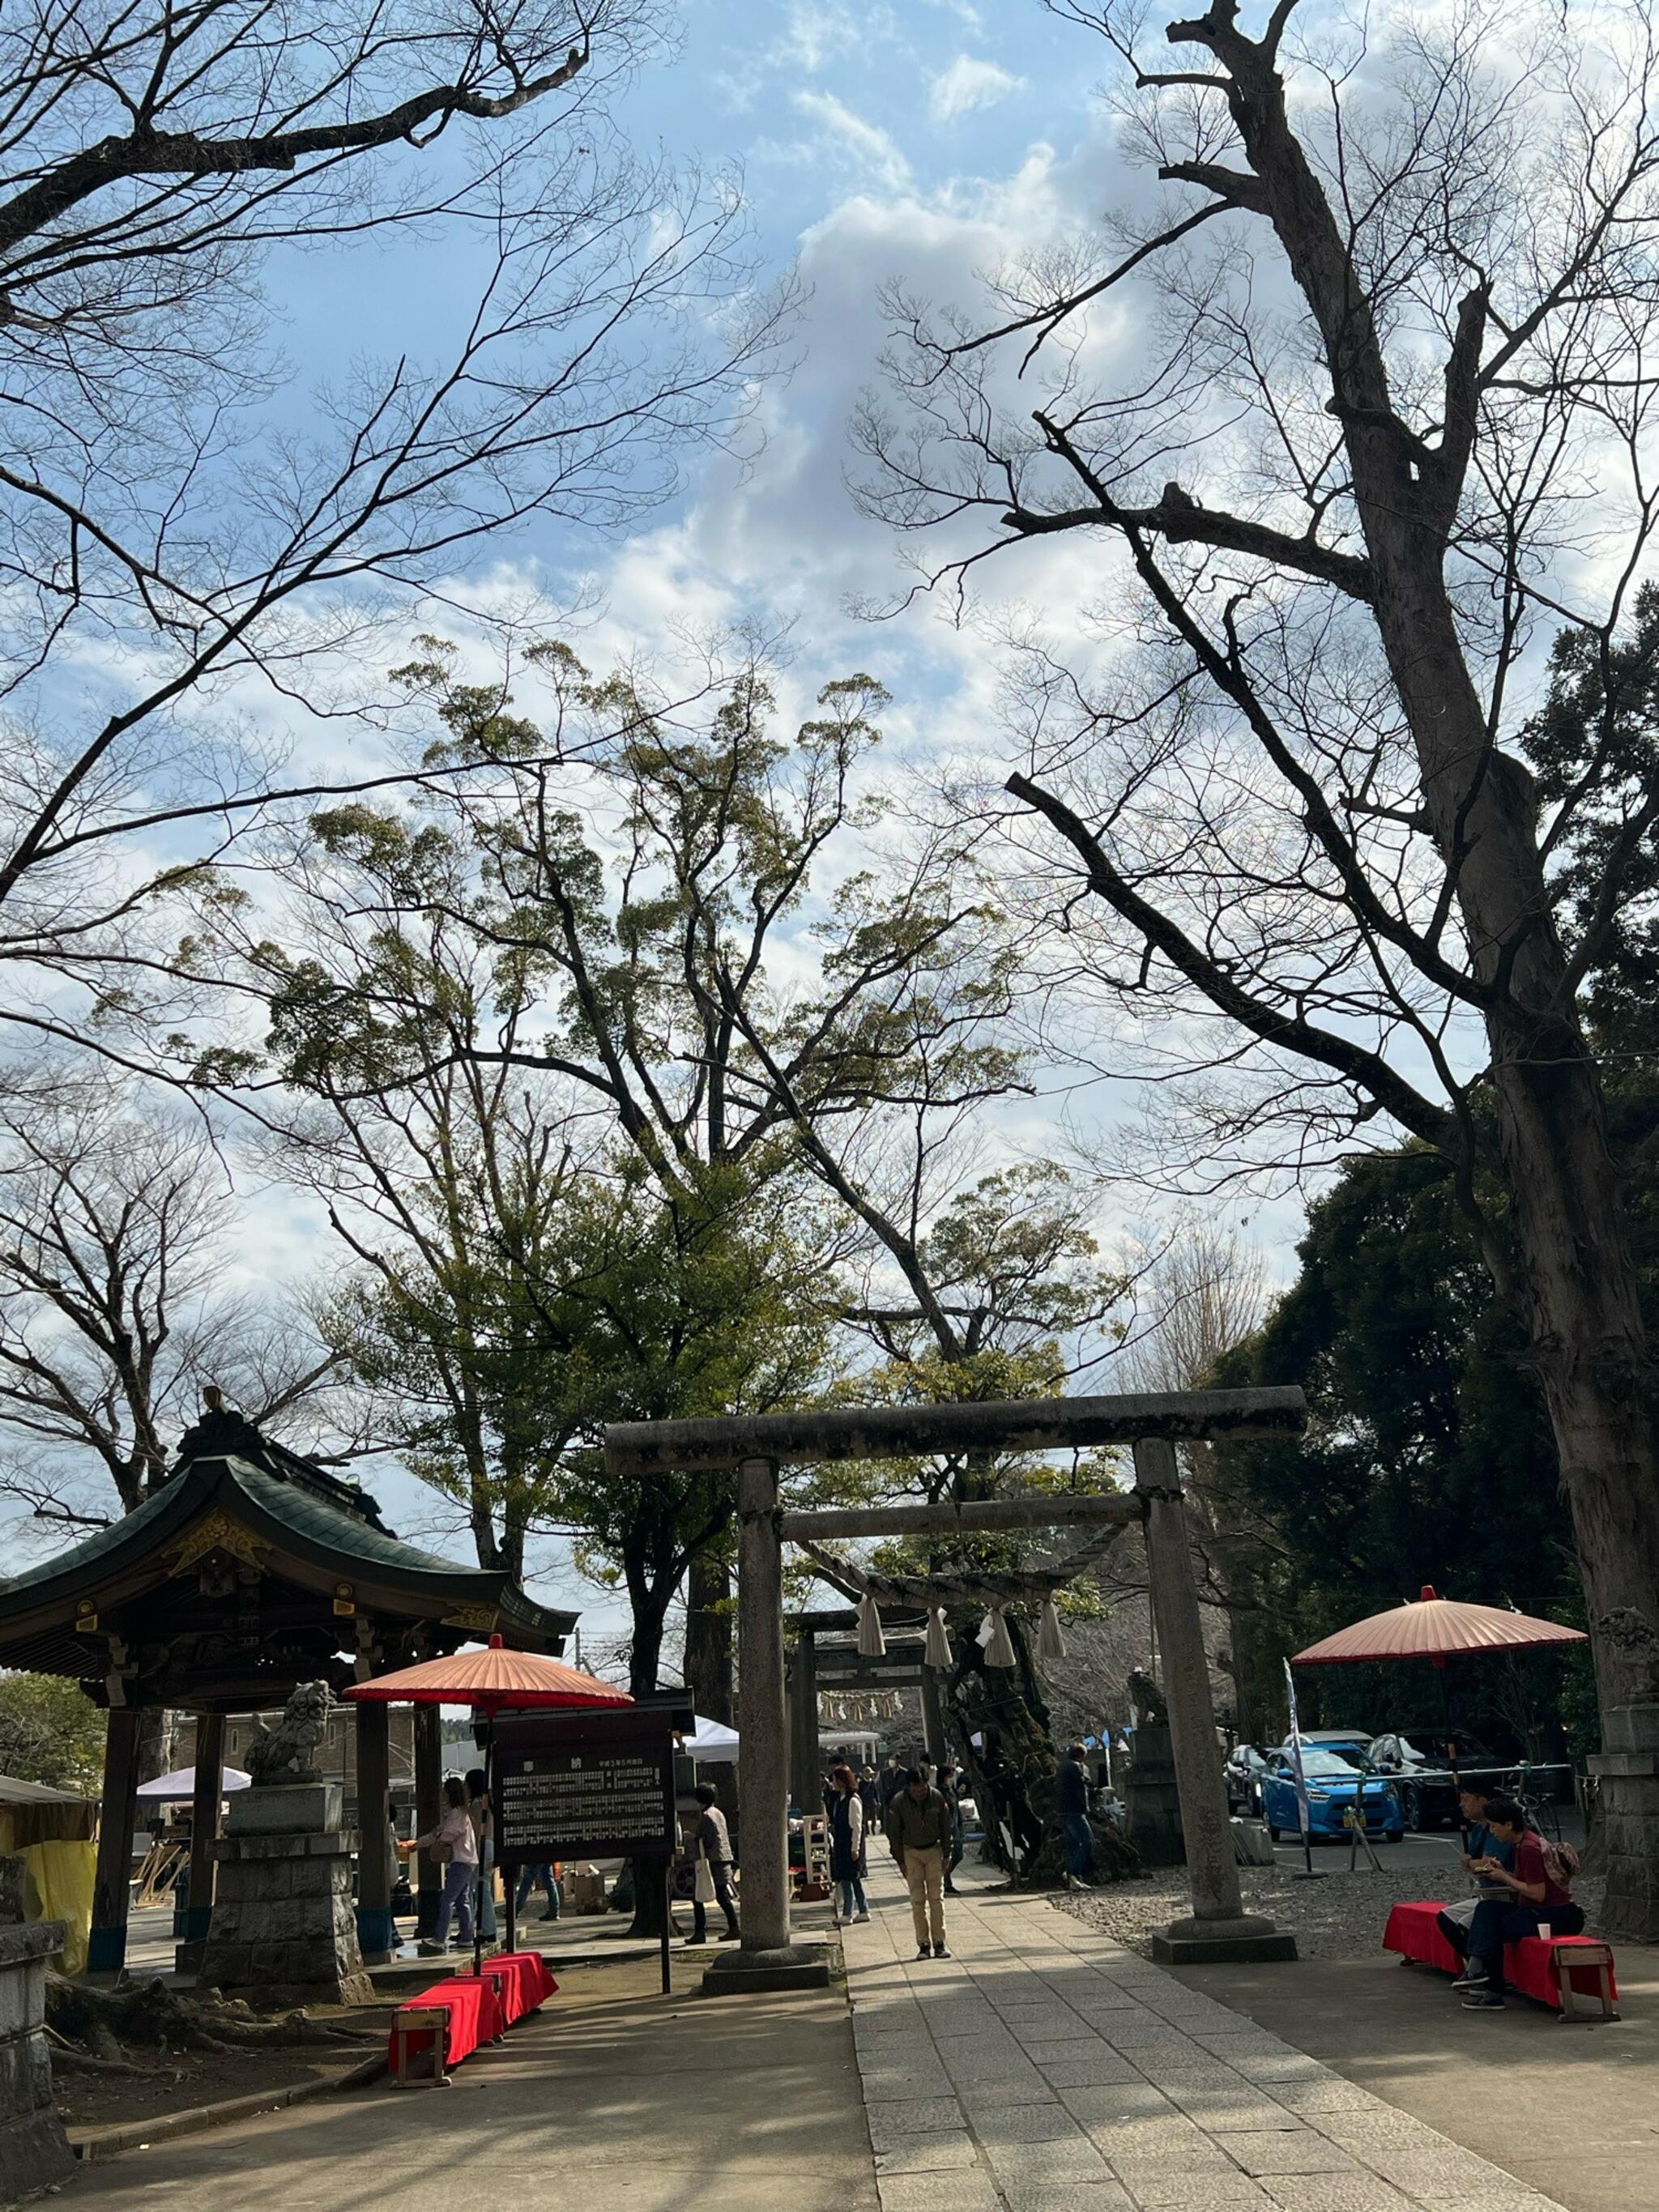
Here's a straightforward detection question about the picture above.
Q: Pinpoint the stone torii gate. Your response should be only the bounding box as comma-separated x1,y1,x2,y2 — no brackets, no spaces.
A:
603,1386,1305,1990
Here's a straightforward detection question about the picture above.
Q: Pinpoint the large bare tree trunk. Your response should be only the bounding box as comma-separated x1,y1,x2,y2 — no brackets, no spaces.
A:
1203,10,1659,1937
684,1554,734,1724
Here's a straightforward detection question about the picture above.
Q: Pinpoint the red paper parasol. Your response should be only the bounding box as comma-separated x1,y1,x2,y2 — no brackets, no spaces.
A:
346,1634,629,1969
1293,1586,1587,1666
343,1634,631,1711
1292,1587,1587,1809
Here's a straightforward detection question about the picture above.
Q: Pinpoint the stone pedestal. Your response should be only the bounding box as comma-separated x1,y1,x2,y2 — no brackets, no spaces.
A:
198,1782,373,2008
0,1916,75,2200
700,1941,830,1996
1125,1723,1185,1867
1588,1703,1659,1942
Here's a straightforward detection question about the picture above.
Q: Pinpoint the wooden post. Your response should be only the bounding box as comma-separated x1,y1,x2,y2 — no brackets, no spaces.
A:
88,1706,142,1976
356,1698,395,1963
1133,1438,1294,1963
702,1456,827,1990
414,1704,442,1941
789,1626,819,1810
182,1713,224,1943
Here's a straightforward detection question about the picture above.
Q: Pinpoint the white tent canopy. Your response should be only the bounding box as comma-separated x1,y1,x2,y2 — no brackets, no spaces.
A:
682,1715,739,1764
136,1764,252,1801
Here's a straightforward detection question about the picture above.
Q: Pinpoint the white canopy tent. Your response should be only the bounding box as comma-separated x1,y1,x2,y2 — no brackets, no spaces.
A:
135,1764,252,1801
682,1715,740,1764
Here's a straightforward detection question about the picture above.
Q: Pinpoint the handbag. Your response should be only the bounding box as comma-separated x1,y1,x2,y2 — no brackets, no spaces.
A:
1442,1897,1477,1930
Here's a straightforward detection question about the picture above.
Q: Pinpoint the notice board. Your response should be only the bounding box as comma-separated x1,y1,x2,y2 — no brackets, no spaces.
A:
493,1706,678,1864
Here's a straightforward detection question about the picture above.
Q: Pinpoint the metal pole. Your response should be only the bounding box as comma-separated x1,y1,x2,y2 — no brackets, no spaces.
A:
660,1862,672,1995
1133,1439,1294,1961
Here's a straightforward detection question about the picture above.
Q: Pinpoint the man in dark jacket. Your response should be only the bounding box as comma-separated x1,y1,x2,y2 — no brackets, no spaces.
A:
1057,1744,1094,1890
885,1769,951,1958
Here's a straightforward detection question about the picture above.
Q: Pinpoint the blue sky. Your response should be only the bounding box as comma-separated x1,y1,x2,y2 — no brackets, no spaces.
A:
219,0,1169,1656
0,6,1300,1664
217,2,1309,1663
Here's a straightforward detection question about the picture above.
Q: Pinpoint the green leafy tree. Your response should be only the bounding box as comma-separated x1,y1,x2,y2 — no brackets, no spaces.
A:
1220,1146,1595,1753
0,1673,106,1791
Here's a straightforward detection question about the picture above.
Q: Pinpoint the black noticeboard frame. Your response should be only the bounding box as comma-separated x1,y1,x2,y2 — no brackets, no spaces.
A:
493,1706,684,1993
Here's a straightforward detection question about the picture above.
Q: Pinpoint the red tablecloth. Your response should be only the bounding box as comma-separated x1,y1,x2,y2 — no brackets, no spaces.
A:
486,1950,558,2024
1384,1900,1618,2007
388,1975,505,2072
1384,1902,1462,1973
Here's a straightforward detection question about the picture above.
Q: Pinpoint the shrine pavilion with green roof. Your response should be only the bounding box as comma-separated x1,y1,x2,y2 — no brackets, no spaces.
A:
0,1400,575,1973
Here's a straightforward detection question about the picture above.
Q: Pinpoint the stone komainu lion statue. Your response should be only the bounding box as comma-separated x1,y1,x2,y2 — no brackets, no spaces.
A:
245,1680,333,1785
1127,1666,1168,1726
1597,1607,1659,1703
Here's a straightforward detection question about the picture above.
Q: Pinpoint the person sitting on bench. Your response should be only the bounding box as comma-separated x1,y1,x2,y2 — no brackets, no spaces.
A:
1455,1796,1584,2010
1437,1782,1512,1962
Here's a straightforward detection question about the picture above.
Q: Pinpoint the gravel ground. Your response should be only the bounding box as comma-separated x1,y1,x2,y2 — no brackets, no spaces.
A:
1056,1864,1608,1959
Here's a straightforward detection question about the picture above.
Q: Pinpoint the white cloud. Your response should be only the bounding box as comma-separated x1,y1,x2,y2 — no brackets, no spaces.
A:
928,54,1023,122
789,91,913,194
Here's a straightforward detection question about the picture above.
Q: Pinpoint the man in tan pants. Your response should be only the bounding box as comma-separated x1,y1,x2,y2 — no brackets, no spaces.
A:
884,1768,951,1958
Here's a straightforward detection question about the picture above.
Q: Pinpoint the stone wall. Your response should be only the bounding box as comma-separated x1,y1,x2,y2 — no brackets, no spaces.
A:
0,1911,74,2203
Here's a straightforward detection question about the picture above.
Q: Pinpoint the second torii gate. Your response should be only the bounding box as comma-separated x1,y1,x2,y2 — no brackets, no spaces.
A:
603,1386,1305,1990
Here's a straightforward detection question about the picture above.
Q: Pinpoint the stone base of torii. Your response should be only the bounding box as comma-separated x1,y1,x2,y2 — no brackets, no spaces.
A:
602,1389,1304,1989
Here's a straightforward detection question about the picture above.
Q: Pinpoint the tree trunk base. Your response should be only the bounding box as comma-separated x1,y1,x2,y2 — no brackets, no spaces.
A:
1589,1720,1659,1941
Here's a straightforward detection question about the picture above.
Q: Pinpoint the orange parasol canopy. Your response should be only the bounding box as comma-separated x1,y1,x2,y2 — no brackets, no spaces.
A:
1293,1585,1588,1667
343,1631,631,1711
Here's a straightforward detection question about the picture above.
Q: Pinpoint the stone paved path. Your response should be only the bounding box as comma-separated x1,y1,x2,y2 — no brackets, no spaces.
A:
843,1862,1569,2212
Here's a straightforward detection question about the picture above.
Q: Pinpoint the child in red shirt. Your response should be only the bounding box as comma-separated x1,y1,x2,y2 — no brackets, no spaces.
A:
1455,1794,1584,2009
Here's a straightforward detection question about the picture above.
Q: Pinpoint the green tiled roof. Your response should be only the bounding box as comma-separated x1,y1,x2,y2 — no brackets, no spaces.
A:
0,1451,573,1641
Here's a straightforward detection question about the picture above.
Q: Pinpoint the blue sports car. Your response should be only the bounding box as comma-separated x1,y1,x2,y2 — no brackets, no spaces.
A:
1260,1747,1405,1843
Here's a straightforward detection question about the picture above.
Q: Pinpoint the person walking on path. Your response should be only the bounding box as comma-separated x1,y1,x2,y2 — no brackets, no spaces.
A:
398,1774,477,1954
466,1767,498,1941
687,1781,740,1945
879,1754,907,1811
1057,1743,1095,1890
938,1761,966,1894
1454,1796,1584,2010
859,1765,882,1832
885,1767,951,1958
828,1763,870,1924
515,1861,561,1921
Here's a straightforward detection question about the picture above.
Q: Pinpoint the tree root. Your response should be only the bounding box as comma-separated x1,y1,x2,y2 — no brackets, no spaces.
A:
45,1971,373,2069
44,2026,166,2078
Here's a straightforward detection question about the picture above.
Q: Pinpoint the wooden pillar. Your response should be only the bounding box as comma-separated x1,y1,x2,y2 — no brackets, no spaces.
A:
1133,1439,1294,1961
414,1704,442,1941
736,1455,788,1954
355,1698,394,1963
88,1707,142,1976
789,1627,819,1810
182,1714,224,1943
